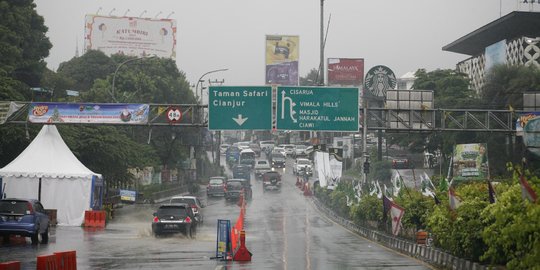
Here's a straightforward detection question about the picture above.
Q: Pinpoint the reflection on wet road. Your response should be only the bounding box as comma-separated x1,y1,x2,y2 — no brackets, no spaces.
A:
0,156,431,269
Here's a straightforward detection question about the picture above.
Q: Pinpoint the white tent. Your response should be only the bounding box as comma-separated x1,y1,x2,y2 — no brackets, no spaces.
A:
0,125,102,226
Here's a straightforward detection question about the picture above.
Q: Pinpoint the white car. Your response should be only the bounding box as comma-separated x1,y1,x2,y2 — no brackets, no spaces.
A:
272,147,286,157
293,145,307,157
293,158,312,175
281,144,295,156
169,196,205,223
254,160,272,178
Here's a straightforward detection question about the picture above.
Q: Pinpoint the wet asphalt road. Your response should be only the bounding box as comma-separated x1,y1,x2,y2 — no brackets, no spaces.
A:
0,156,432,270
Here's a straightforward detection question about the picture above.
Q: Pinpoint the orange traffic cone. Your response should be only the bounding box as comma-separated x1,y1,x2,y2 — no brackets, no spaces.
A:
303,182,312,196
237,190,244,207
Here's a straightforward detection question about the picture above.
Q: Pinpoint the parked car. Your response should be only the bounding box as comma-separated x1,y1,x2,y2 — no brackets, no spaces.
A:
293,144,308,157
0,198,50,244
262,171,281,191
206,176,227,197
269,152,286,168
169,196,205,223
152,203,197,237
293,158,313,176
254,160,272,179
225,179,252,200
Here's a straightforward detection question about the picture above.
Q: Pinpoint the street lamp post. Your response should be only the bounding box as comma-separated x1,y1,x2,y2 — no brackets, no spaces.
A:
195,68,229,104
111,55,156,102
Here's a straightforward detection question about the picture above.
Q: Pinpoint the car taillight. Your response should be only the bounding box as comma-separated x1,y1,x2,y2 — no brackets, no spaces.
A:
153,216,159,223
191,204,198,212
26,202,34,214
185,216,192,223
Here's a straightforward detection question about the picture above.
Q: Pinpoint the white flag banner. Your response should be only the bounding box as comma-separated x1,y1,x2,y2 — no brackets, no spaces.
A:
390,202,405,236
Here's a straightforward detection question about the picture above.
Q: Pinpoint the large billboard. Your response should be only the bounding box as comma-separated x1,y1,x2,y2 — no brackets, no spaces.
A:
452,143,489,181
265,35,299,86
85,15,176,58
327,58,364,86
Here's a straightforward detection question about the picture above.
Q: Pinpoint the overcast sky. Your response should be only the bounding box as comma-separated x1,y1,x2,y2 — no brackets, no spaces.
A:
35,0,533,87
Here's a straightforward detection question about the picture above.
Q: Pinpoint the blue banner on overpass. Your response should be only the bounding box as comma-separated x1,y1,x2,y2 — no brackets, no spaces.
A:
28,103,149,124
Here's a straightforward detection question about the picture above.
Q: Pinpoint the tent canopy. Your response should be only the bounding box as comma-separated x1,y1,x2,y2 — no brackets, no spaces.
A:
0,125,101,179
0,125,102,226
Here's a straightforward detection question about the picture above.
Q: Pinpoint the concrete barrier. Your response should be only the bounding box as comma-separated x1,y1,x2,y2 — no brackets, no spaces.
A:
0,261,20,270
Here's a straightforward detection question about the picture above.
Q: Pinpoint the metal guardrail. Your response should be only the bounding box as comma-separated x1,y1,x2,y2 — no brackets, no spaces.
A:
311,197,490,270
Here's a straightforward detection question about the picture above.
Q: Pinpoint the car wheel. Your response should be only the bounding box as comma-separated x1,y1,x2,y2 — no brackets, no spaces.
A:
41,227,49,244
2,235,10,244
30,232,39,245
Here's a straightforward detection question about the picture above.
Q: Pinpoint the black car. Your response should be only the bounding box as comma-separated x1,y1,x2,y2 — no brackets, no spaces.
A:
225,179,252,200
152,203,197,238
0,198,50,244
270,152,286,168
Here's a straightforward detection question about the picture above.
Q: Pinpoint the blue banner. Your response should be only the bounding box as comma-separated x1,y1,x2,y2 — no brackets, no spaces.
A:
216,219,231,259
119,189,137,202
28,103,149,124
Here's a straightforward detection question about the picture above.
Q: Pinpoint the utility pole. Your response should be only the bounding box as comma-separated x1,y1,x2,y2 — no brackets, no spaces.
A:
319,0,325,86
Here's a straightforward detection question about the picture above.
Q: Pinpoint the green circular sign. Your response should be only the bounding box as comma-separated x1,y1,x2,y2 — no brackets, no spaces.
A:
364,65,396,99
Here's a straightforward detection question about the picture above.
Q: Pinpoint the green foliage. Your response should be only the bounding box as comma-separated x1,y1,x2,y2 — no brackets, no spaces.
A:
300,68,319,86
366,159,392,183
0,0,51,86
482,65,540,110
349,195,382,226
481,173,540,269
57,50,115,92
395,190,434,231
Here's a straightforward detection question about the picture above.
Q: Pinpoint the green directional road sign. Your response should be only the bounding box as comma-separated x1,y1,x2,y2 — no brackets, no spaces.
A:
276,86,359,131
209,86,272,130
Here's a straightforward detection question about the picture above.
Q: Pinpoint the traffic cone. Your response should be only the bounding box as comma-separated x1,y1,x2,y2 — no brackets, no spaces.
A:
237,190,244,207
303,182,312,196
233,230,252,261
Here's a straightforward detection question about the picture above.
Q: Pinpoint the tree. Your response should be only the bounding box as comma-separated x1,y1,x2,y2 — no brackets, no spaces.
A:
481,64,540,110
300,68,319,86
0,0,51,87
56,50,116,93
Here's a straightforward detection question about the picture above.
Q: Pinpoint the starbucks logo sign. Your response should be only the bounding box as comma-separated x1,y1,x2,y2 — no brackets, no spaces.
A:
364,65,396,98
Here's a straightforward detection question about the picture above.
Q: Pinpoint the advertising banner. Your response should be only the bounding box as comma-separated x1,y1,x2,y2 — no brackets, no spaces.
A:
516,112,540,136
265,35,299,86
119,189,137,202
85,15,176,58
523,116,540,157
452,143,489,181
28,103,150,124
216,219,231,259
327,58,364,86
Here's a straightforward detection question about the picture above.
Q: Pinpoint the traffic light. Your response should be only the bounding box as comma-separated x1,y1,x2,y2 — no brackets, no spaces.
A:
363,161,370,174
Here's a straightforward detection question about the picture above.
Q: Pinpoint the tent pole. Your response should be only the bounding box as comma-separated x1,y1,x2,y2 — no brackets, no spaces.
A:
38,177,42,201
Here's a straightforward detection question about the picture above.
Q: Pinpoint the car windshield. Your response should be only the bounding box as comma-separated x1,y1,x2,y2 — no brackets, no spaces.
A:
209,179,224,184
170,198,196,205
257,161,268,165
272,153,284,158
0,200,30,215
296,145,306,149
157,206,188,216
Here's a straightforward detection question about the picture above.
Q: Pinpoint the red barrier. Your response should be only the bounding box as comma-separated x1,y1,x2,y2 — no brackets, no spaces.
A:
0,261,20,270
54,250,77,270
84,211,106,228
37,254,58,270
233,231,252,261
